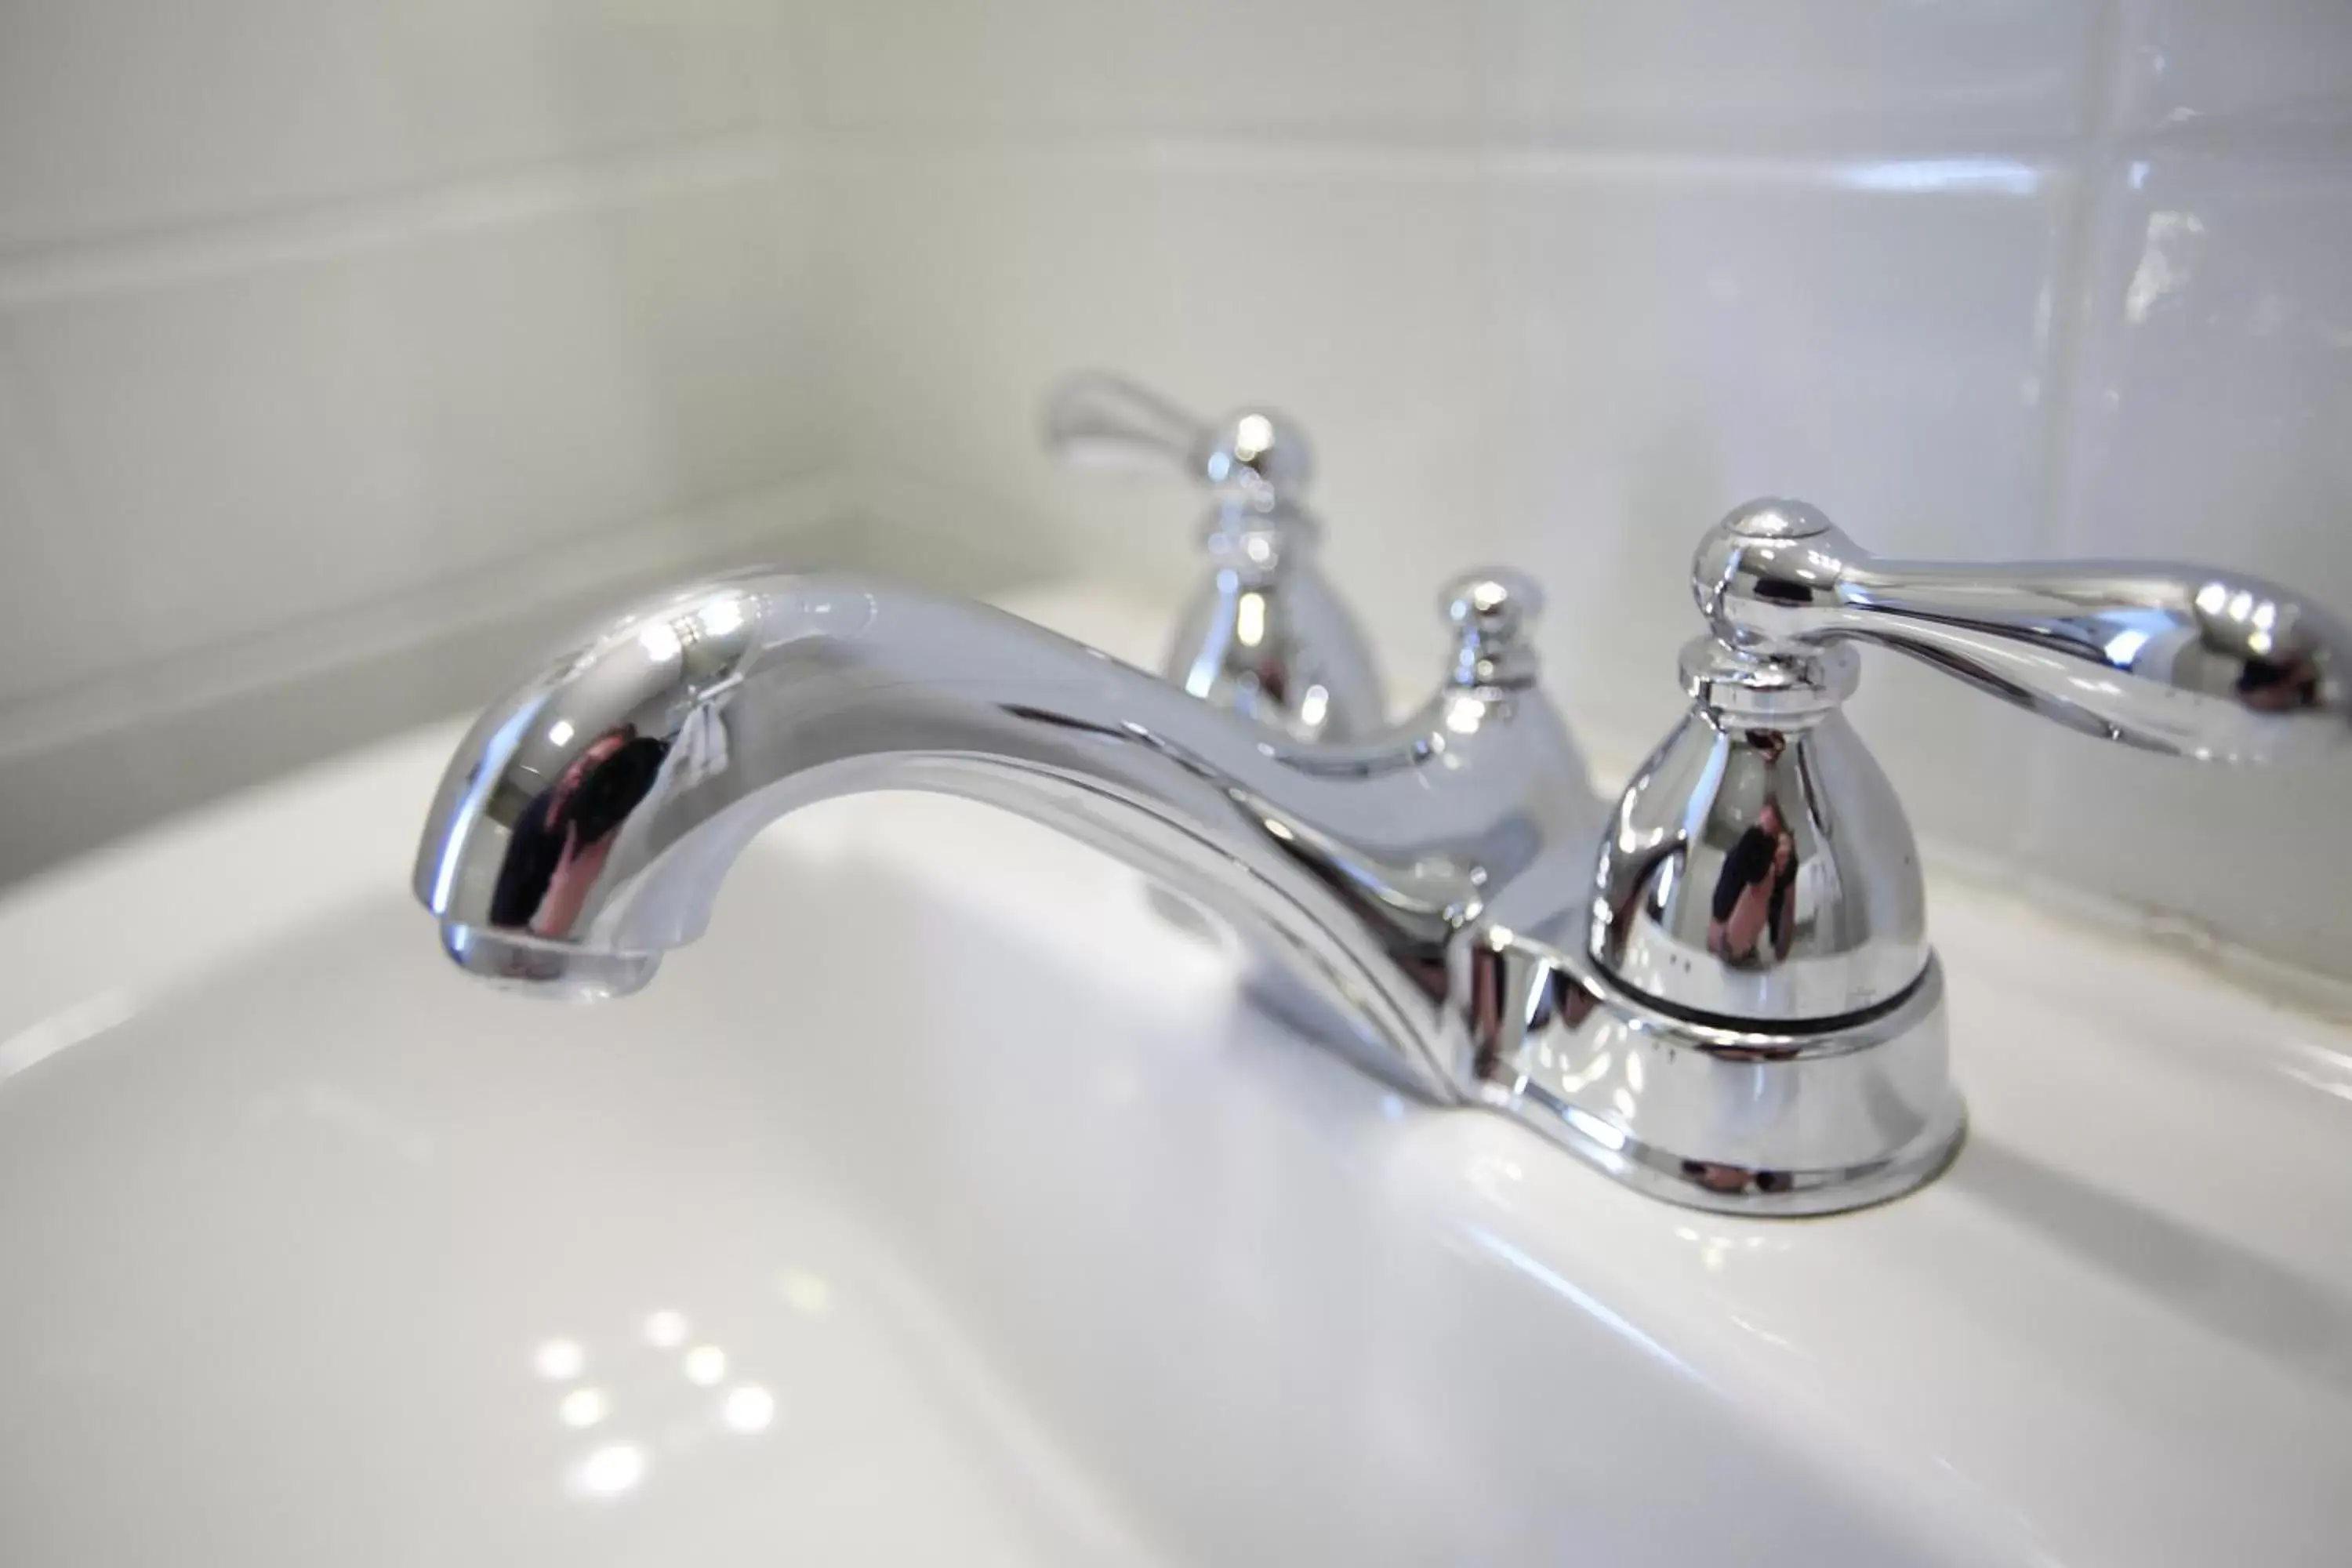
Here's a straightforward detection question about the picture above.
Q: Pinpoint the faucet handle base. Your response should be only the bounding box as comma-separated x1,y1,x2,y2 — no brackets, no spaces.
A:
1461,934,1965,1216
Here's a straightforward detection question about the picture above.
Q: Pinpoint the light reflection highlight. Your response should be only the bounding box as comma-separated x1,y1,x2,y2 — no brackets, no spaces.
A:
1471,1229,1690,1376
559,1387,611,1428
0,989,137,1084
572,1442,648,1498
644,1310,689,1348
1831,157,2041,196
1298,684,1330,731
701,596,746,638
1236,591,1267,648
721,1385,777,1434
534,1339,585,1381
637,622,683,663
684,1345,728,1387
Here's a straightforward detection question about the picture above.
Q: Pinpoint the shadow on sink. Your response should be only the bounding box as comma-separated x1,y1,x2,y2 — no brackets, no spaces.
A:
1946,1138,2352,1394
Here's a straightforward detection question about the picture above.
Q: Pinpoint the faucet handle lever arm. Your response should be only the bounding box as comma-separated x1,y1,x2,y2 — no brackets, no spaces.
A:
1693,498,2352,761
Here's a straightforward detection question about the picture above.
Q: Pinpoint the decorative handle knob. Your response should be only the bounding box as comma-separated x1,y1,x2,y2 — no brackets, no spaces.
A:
1693,499,2352,762
1441,568,1543,689
1041,370,1312,515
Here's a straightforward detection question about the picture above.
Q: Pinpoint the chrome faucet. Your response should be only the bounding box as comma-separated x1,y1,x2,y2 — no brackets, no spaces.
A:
1042,371,1384,741
414,500,2348,1215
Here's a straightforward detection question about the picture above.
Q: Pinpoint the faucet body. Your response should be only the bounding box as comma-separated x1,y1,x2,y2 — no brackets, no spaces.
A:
416,572,1594,1107
416,503,2348,1216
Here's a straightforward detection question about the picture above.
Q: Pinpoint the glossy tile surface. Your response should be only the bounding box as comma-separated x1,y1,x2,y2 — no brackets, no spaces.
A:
2027,152,2352,977
5,164,820,676
1479,0,2103,143
796,0,1481,136
2114,0,2352,134
1486,157,2071,847
0,0,778,247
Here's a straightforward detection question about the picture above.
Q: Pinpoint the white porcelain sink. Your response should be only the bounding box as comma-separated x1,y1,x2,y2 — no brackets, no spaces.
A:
2,590,2350,1566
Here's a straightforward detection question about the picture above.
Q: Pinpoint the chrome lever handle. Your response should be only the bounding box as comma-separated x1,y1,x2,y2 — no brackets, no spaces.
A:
1693,499,2352,761
1041,370,1312,515
1040,370,1205,477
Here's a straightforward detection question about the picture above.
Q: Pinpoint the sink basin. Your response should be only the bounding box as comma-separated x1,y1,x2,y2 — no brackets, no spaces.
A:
2,590,2349,1566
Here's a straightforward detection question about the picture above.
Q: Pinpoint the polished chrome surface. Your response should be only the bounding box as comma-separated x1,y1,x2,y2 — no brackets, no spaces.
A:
1592,671,1928,1024
1567,494,2347,1205
416,502,2347,1215
1465,935,1963,1214
1597,496,2352,1029
415,568,1595,1108
1693,497,2352,760
404,555,1944,1214
1042,370,1382,741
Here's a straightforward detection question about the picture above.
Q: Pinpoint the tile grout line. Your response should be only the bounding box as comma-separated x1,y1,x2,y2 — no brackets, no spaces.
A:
0,470,852,764
0,127,2132,314
0,129,810,308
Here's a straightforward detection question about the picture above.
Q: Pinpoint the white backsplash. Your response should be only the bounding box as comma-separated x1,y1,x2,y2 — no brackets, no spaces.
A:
2,2,2348,982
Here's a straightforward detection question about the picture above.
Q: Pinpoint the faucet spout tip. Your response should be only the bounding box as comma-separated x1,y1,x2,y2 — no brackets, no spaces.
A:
439,922,660,1001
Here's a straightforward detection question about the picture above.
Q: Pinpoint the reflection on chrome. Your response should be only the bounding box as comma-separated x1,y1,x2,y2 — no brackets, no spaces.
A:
419,502,2347,1215
642,1310,688,1349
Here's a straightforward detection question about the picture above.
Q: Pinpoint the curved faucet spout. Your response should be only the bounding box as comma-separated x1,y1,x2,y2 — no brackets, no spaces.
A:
412,572,1597,1102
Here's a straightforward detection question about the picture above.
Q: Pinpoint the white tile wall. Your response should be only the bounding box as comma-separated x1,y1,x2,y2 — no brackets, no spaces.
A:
1483,154,2072,848
2111,1,2352,134
0,0,782,245
3,1,2350,983
1477,0,2103,143
0,2,843,887
2027,148,2352,975
4,146,825,676
797,0,1483,136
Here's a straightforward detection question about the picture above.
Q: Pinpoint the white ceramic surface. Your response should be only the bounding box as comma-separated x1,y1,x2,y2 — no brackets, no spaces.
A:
1,589,2347,1566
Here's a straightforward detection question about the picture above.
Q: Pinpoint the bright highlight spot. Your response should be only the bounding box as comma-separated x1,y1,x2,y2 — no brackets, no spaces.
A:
683,1345,728,1387
558,1387,611,1428
638,622,683,662
534,1339,584,1381
1298,684,1329,730
701,597,746,638
1235,591,1266,648
572,1442,648,1498
644,1310,689,1349
721,1385,776,1434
